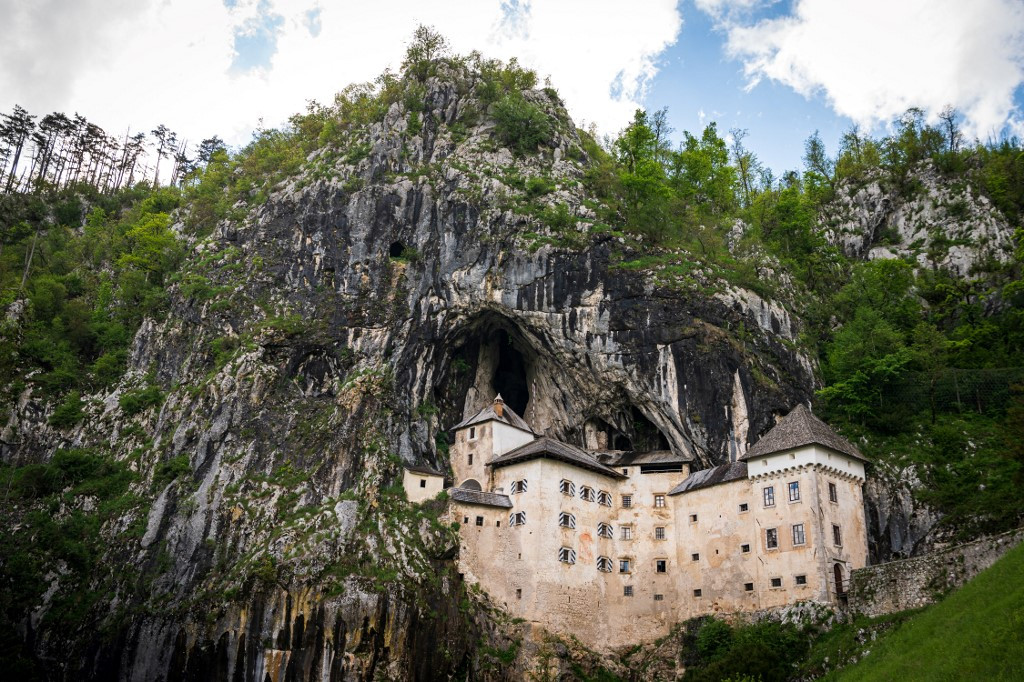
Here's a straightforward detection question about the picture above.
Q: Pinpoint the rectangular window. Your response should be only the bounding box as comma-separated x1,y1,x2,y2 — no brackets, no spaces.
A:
559,479,575,496
623,585,633,597
579,485,595,502
829,482,838,503
597,490,612,507
621,495,632,508
691,553,700,562
597,522,614,539
558,547,576,564
419,479,426,488
509,511,526,526
469,426,476,440
741,543,751,553
766,527,779,550
693,589,702,597
689,513,698,523
475,516,484,527
558,512,576,529
833,524,842,546
619,559,631,574
795,575,807,586
496,521,500,527
656,559,667,573
739,502,749,512
788,481,801,502
621,525,633,540
792,523,806,546
763,486,775,507
770,577,782,588
516,588,522,599
744,582,754,592
654,494,665,508
463,516,469,524
511,479,528,494
655,526,665,540
597,556,613,572
654,594,664,601
468,453,473,465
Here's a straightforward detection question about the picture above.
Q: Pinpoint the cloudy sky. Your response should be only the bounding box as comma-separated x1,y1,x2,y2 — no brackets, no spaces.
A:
2,0,1023,172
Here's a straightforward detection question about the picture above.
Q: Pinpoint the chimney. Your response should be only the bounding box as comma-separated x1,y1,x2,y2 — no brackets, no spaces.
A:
493,394,504,417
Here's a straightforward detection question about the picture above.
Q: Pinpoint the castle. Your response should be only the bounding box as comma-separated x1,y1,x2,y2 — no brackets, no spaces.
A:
403,396,868,648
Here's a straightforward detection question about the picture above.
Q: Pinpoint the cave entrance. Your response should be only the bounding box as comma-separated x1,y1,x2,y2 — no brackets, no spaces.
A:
389,241,406,258
493,330,529,417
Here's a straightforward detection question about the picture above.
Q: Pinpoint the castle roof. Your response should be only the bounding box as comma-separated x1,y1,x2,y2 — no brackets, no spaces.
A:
404,463,444,476
448,487,513,508
599,449,693,466
741,404,866,462
668,461,748,495
489,437,627,479
452,395,534,434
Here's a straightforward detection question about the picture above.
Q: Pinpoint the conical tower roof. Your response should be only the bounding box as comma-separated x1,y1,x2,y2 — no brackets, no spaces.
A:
741,404,865,461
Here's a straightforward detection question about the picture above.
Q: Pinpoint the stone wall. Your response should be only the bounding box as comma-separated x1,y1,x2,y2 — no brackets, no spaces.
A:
848,528,1024,617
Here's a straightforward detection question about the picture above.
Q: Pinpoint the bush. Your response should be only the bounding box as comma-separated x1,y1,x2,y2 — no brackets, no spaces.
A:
49,391,84,428
119,383,164,416
493,93,552,155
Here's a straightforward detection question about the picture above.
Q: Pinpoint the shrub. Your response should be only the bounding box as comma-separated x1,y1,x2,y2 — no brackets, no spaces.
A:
119,383,164,416
493,94,552,155
49,391,84,428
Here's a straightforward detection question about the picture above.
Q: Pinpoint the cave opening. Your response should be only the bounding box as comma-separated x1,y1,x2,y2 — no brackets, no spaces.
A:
389,241,406,258
493,330,530,417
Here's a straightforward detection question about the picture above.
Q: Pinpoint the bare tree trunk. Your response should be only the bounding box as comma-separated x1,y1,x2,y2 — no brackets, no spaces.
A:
19,226,40,291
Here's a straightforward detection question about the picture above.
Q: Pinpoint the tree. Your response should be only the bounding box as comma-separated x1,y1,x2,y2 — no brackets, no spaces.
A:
938,105,963,154
669,122,737,215
729,128,762,208
402,25,450,80
802,130,835,200
1,105,37,192
150,124,177,187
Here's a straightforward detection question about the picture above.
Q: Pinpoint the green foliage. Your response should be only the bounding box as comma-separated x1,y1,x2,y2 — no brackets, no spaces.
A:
492,93,552,155
681,616,810,682
154,454,191,486
49,389,84,427
119,382,164,416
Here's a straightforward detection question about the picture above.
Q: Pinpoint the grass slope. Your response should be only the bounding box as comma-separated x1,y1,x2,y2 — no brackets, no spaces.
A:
831,539,1024,681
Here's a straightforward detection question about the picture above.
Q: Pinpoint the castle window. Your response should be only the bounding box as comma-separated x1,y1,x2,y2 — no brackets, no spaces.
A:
829,482,838,503
792,523,806,546
496,521,500,527
739,502,749,513
420,479,426,488
558,512,576,529
558,547,576,564
621,525,633,540
463,516,469,524
693,589,702,597
509,511,526,526
788,481,801,502
621,495,632,508
597,522,614,539
770,577,782,588
766,527,779,550
623,586,633,597
619,559,631,573
469,427,476,440
744,582,754,592
597,490,612,507
597,556,613,572
580,485,595,502
516,588,522,599
559,479,576,497
510,479,528,494
795,574,807,585
655,526,665,540
691,553,699,562
468,453,473,465
476,516,484,526
656,559,667,573
654,593,664,601
763,486,775,507
741,543,750,553
654,494,665,508
833,524,843,546
689,514,698,523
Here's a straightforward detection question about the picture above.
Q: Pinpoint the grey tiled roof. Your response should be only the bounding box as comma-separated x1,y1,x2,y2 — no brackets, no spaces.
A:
489,437,627,478
452,395,534,434
599,449,693,466
742,404,866,462
448,487,513,508
668,461,748,495
404,463,445,476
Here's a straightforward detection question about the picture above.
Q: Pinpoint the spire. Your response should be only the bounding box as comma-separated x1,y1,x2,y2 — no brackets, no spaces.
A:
493,394,504,417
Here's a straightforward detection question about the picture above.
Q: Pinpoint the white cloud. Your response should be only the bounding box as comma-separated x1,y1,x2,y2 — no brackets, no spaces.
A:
712,0,1024,139
0,0,681,157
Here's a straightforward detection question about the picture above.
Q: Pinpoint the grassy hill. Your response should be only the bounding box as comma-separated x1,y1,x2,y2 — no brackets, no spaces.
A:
829,538,1024,681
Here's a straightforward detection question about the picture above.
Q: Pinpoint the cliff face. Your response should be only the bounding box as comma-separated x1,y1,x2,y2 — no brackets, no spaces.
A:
1,68,818,680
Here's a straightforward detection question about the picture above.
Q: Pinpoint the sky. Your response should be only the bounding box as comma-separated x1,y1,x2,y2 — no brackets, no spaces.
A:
2,0,1023,174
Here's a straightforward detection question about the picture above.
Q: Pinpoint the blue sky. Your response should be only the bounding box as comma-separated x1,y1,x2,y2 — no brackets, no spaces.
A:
2,0,1023,177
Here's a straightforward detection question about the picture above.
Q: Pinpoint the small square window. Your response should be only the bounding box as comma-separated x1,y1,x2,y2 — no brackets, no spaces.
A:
739,502,749,512
691,553,700,562
619,559,631,574
622,468,628,475
475,516,484,527
744,582,754,592
829,482,838,503
689,513,698,523
463,516,469,524
624,585,633,597
693,589,702,597
655,526,665,540
770,577,782,588
419,479,426,488
795,575,807,586
621,526,633,540
654,593,664,601
622,495,632,508
741,543,750,553
654,494,665,508
656,560,667,573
